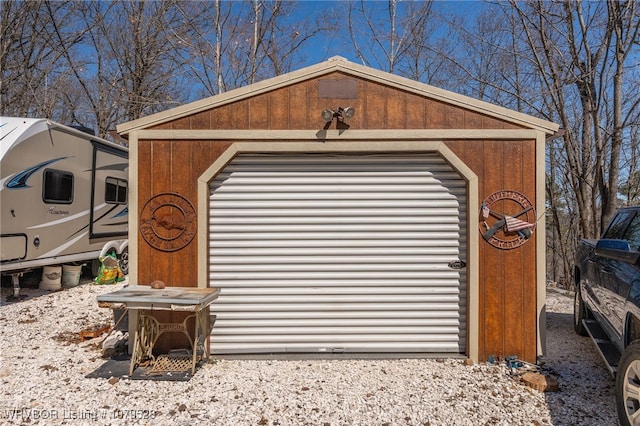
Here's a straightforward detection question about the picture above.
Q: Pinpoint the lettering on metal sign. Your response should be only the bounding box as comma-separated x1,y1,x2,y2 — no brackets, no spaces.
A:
140,192,197,252
479,190,536,250
158,323,186,333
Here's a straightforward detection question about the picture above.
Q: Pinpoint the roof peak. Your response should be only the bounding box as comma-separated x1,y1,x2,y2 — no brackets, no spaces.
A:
117,57,558,135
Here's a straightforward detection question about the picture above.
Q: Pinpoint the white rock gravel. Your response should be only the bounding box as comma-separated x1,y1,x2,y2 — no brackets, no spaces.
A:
0,274,618,425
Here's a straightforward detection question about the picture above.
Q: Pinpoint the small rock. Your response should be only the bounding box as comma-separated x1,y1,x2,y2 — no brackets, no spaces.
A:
150,280,166,289
101,330,128,358
521,372,559,392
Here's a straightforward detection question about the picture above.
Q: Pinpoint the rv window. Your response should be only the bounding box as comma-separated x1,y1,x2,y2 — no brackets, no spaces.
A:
105,177,127,204
43,169,73,204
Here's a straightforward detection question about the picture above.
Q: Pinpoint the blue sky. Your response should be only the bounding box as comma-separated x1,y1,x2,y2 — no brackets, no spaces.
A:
288,0,485,66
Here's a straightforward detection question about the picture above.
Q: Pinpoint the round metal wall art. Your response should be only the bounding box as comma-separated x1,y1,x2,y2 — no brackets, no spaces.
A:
139,192,197,252
479,190,536,250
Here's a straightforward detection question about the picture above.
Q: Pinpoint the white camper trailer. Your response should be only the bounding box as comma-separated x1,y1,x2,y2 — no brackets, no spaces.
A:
0,117,129,295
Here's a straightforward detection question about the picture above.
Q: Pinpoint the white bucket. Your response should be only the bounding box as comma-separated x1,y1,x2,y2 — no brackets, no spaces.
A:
40,265,62,290
62,264,83,287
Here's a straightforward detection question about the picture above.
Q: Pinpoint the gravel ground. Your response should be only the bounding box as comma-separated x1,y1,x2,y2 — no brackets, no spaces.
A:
0,272,618,425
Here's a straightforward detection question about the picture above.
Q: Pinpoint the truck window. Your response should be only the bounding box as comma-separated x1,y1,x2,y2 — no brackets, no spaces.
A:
603,210,634,239
43,169,73,204
105,177,127,204
625,213,640,252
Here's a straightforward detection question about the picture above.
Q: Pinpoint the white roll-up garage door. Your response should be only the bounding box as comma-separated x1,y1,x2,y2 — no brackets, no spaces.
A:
209,153,467,354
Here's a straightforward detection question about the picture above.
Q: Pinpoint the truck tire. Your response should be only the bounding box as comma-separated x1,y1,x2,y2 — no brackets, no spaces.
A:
573,289,589,336
616,341,640,426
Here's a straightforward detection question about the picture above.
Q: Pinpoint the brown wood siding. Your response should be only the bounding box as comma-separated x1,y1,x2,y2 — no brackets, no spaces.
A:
137,139,231,352
137,140,232,285
139,71,537,361
446,139,537,363
154,73,523,132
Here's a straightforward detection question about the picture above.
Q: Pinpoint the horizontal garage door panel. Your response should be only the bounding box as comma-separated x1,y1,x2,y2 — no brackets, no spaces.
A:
209,153,467,354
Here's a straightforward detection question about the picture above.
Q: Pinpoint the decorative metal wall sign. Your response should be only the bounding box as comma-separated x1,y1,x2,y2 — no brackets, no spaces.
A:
140,192,197,252
479,190,536,250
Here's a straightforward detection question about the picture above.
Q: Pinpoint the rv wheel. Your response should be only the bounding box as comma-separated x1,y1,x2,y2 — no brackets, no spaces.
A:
91,259,101,277
119,248,129,275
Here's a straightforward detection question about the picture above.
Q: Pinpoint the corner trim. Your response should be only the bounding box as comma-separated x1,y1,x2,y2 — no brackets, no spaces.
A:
536,131,547,358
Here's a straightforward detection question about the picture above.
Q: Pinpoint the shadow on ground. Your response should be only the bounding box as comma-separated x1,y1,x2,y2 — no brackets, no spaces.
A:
1,267,95,305
543,307,617,425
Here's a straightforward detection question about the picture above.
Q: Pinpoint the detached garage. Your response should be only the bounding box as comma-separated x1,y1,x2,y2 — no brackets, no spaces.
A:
117,56,558,363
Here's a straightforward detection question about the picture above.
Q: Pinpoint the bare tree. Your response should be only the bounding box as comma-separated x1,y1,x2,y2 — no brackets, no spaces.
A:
0,1,81,119
173,0,332,97
347,0,435,74
500,0,640,281
2,0,190,136
519,1,602,239
71,0,188,132
425,1,640,282
604,0,640,225
524,1,639,234
2,0,333,134
620,125,640,204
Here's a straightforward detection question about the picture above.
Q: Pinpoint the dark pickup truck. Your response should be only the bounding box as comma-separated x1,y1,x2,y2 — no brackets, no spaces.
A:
574,206,640,425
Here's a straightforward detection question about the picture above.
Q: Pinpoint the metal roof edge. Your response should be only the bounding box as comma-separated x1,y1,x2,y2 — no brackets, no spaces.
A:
117,56,558,136
48,121,124,146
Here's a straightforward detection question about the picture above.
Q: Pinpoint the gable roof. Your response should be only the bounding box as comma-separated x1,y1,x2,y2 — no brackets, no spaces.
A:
117,56,559,136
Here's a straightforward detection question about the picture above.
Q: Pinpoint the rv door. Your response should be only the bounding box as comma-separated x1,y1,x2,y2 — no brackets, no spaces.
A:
89,142,128,241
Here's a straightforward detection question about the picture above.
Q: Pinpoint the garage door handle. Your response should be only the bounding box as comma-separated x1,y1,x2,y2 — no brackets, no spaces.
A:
448,260,467,270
